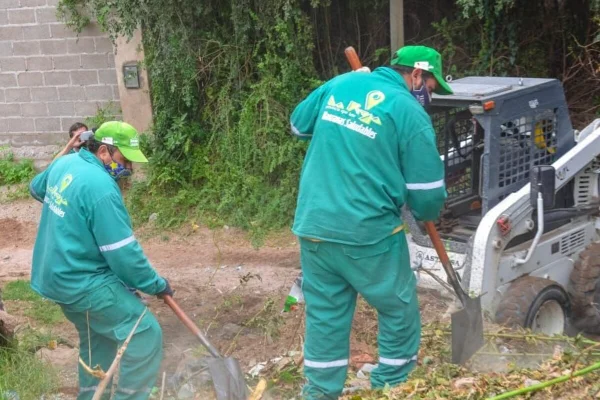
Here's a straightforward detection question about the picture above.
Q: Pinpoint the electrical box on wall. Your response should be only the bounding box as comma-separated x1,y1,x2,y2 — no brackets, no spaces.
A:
123,64,140,89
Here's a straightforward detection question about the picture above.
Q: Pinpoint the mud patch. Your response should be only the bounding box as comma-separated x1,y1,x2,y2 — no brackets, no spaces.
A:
0,218,37,249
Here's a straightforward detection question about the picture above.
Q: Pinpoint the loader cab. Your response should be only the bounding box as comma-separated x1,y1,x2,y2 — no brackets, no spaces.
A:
406,77,577,245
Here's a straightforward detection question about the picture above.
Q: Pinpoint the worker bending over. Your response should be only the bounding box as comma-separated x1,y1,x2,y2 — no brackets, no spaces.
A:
29,121,171,399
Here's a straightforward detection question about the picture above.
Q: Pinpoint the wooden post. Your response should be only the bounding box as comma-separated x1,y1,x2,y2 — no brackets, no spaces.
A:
390,0,404,52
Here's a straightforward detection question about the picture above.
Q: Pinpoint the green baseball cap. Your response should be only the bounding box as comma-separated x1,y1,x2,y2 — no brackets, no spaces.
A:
94,121,148,163
391,45,453,95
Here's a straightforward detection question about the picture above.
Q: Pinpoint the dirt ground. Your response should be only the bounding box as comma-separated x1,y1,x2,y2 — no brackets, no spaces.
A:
0,198,453,399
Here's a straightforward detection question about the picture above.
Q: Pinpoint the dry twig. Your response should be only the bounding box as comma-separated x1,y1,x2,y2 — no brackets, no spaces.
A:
92,308,148,400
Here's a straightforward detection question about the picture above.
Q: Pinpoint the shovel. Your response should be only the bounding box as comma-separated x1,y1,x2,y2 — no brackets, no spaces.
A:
162,295,249,400
424,222,484,364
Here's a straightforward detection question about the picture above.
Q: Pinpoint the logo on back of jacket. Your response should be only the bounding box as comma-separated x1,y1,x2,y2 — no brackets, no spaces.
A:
321,90,385,139
44,174,72,218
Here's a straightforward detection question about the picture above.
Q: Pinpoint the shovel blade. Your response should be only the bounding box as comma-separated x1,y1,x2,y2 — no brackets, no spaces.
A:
207,357,249,400
450,296,484,364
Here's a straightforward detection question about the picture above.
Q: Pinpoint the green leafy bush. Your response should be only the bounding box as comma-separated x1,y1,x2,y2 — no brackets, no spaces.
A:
0,152,36,186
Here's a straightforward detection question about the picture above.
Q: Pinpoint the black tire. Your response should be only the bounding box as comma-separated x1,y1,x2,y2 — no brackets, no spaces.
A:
568,243,600,333
495,276,570,334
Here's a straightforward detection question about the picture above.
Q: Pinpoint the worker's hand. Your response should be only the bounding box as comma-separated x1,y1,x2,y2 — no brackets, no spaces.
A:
353,66,371,73
157,278,174,298
54,131,84,160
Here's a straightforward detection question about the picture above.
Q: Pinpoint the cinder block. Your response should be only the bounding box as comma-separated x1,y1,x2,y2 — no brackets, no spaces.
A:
21,102,48,117
20,0,47,6
27,56,53,71
31,86,57,101
44,70,69,85
13,41,41,56
0,73,17,87
50,24,78,39
94,37,114,53
61,117,83,131
40,39,67,55
0,57,26,72
0,10,7,25
9,117,35,132
58,86,85,101
0,104,20,117
74,101,100,116
47,101,74,116
35,7,58,23
45,0,59,6
81,54,108,69
5,87,31,102
70,70,97,85
0,42,11,56
8,9,35,24
22,25,51,40
107,53,115,68
0,89,4,103
85,85,112,100
17,71,43,86
0,26,23,41
67,37,95,54
0,118,8,134
52,55,81,70
112,85,120,100
98,69,117,85
35,117,61,132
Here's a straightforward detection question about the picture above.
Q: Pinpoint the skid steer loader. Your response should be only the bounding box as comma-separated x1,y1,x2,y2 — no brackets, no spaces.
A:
409,76,600,336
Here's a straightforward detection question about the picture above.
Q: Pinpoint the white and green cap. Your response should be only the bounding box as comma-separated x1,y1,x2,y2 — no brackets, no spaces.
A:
94,121,148,163
391,45,454,95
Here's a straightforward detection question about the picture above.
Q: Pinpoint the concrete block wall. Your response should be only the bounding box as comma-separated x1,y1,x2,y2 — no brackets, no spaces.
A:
0,0,120,163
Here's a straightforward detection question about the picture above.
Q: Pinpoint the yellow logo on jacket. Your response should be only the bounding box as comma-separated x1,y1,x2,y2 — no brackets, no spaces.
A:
326,90,385,126
45,173,73,218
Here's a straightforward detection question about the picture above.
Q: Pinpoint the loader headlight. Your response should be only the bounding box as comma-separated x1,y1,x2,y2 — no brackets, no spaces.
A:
469,101,495,115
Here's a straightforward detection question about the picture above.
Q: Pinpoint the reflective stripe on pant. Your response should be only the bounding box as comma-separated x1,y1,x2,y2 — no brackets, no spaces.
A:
60,282,163,400
300,232,420,399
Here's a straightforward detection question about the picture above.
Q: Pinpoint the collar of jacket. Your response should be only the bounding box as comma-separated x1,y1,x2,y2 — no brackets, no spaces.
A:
372,66,410,92
78,147,106,171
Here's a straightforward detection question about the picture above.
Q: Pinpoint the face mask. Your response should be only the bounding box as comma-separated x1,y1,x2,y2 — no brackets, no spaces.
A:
104,159,132,181
411,82,432,107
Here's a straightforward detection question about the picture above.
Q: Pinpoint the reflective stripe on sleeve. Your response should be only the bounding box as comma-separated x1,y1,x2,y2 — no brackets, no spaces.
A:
405,179,445,190
291,123,312,138
304,358,348,368
379,355,418,366
99,235,136,252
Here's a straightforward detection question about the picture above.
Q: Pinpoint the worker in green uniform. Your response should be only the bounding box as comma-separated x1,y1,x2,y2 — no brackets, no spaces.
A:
290,46,453,399
29,121,171,399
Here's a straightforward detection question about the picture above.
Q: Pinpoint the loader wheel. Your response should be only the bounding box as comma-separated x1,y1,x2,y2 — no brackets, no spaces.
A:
495,276,570,335
568,243,600,334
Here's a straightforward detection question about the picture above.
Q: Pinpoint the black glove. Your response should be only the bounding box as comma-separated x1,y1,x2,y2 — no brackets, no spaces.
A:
157,278,174,298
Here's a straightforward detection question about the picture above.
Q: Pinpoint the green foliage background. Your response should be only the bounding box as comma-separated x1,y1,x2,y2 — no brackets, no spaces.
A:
55,0,600,242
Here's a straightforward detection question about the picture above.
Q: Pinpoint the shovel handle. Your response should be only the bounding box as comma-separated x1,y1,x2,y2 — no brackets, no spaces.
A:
162,294,222,358
423,221,468,306
344,46,363,70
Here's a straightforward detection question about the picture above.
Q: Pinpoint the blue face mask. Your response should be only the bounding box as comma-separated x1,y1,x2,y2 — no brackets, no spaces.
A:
411,83,432,107
104,160,132,181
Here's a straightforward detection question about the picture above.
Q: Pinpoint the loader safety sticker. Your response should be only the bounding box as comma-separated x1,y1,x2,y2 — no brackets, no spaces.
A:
415,251,462,268
321,90,385,139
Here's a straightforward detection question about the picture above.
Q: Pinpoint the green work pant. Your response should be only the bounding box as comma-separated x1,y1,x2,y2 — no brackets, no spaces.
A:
59,282,163,400
300,232,420,400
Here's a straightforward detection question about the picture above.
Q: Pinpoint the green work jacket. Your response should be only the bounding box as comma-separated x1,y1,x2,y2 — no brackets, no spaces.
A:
29,149,166,304
290,67,447,245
